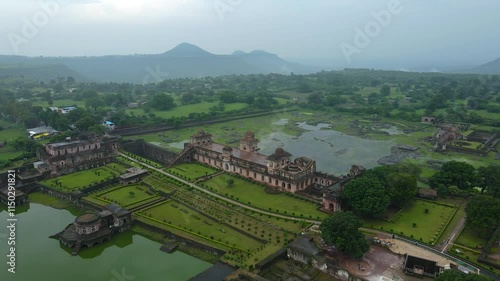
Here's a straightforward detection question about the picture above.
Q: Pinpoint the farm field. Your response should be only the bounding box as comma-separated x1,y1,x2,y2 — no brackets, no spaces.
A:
201,173,327,219
365,200,458,244
126,102,248,119
166,163,219,181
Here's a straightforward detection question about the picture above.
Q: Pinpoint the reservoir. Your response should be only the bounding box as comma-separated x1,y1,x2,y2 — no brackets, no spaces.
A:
0,203,211,281
260,122,394,175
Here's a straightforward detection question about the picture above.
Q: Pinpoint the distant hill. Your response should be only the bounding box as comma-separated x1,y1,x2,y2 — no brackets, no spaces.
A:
0,63,87,82
0,43,320,83
456,58,500,75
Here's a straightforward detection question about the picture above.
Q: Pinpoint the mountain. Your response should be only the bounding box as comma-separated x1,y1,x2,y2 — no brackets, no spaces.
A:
0,43,320,83
160,42,214,58
468,58,500,74
0,63,87,82
454,58,500,75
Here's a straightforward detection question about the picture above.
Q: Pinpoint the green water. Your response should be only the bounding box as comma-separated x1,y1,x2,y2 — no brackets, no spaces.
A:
0,203,211,281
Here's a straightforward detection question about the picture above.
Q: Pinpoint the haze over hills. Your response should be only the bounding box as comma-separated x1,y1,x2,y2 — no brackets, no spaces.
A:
0,43,320,83
459,58,500,75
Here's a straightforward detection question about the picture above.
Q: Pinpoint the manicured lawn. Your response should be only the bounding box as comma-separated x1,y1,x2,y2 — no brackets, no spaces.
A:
455,225,490,249
201,174,327,219
97,184,159,207
40,166,118,192
127,102,248,119
140,201,264,252
167,163,219,181
365,200,458,244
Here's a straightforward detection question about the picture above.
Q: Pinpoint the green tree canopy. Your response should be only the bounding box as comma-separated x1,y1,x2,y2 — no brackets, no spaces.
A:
465,195,500,233
477,165,500,198
342,177,390,216
150,93,176,110
429,161,477,190
386,172,418,208
320,211,369,259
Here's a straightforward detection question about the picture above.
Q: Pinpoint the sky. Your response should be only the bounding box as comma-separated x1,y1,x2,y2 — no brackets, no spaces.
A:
0,0,499,70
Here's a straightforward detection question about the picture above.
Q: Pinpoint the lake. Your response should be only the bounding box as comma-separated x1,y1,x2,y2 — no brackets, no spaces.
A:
260,122,395,175
0,203,211,281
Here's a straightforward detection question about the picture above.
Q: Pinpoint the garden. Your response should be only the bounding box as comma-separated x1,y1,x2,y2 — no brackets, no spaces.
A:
365,199,458,245
200,173,327,219
138,200,264,252
166,163,219,181
95,184,160,207
40,165,119,192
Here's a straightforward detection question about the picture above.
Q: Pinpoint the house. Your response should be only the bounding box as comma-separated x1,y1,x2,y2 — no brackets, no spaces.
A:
418,188,438,200
103,120,115,130
118,167,148,184
27,126,59,139
403,255,443,278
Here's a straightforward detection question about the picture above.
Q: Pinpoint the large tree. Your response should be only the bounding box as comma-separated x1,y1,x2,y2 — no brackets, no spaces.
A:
150,93,176,110
429,161,477,190
465,195,500,234
320,211,369,259
342,177,390,216
386,172,418,207
477,165,500,198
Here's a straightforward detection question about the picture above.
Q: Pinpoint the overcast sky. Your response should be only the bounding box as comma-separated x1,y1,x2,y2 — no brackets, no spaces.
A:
0,0,499,69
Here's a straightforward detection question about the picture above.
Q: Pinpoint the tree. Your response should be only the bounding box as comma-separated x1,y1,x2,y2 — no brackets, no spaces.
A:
181,93,196,104
386,172,418,207
380,84,391,96
320,211,369,259
435,270,492,281
151,93,176,110
465,195,500,234
429,161,477,190
129,191,136,197
342,177,390,216
226,179,235,187
477,165,500,197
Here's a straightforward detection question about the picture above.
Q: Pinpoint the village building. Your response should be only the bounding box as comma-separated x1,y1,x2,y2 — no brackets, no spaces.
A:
183,130,336,193
403,255,444,278
36,135,119,175
432,123,464,150
53,203,131,255
322,165,365,212
27,126,59,139
118,167,148,184
0,187,29,206
421,116,436,124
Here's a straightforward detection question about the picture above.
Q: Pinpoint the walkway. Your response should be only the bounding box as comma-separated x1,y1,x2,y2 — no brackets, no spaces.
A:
441,217,465,253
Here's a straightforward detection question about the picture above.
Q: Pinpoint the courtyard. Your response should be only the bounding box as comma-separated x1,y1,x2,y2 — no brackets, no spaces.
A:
200,173,327,219
365,200,458,245
40,165,119,193
167,163,219,181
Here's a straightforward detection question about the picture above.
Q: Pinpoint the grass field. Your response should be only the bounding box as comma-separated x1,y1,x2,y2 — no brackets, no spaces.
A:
201,174,327,219
97,184,159,207
139,200,264,252
127,102,248,119
365,200,458,244
455,225,490,249
40,166,118,192
166,163,219,181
